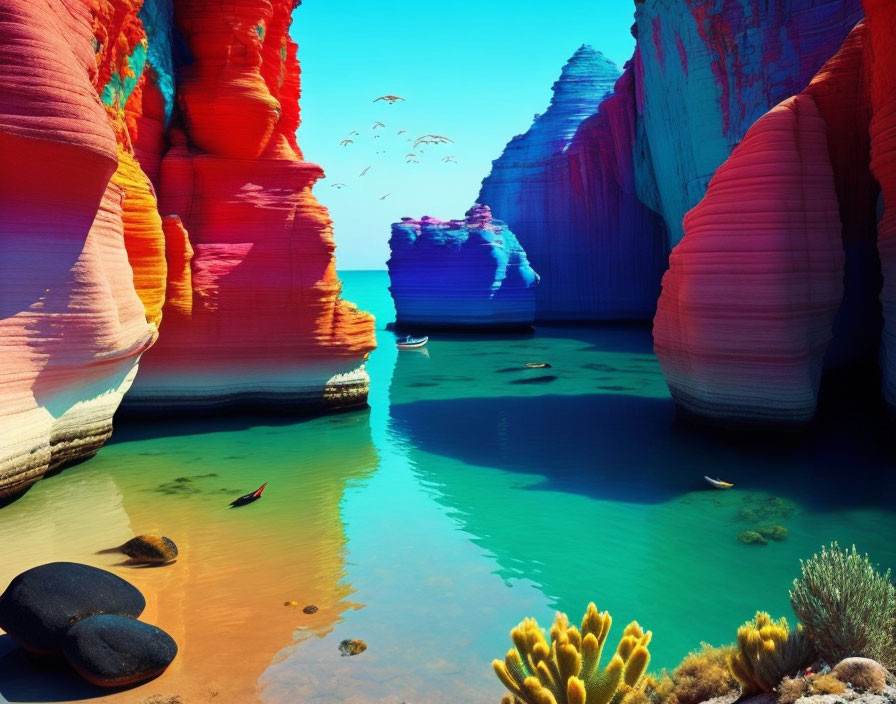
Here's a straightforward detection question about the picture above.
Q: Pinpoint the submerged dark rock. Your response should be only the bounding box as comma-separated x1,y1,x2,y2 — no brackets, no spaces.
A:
62,614,177,687
339,639,367,656
0,562,145,654
120,536,178,564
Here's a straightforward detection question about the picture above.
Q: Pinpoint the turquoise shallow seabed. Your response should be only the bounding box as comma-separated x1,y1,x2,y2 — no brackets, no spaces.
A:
2,270,896,703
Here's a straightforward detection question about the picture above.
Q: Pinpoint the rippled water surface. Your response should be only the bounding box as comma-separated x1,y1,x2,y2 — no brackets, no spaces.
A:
1,270,895,703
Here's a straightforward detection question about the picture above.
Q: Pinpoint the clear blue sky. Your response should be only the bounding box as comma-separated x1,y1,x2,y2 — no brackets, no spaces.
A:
292,1,637,270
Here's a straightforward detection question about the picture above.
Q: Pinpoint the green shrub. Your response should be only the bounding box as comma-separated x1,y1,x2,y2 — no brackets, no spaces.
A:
790,542,896,668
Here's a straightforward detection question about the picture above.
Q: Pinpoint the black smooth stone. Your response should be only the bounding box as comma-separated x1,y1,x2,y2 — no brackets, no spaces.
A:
62,614,177,687
0,562,145,654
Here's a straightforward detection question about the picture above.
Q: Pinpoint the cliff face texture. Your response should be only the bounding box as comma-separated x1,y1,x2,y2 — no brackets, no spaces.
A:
0,0,161,498
653,8,896,426
0,0,374,498
479,46,665,322
480,1,863,328
479,0,885,426
866,0,896,412
633,0,866,246
387,205,540,329
124,0,375,412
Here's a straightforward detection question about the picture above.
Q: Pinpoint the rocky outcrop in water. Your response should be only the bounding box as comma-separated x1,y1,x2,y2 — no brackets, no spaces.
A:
62,614,178,687
480,0,880,427
653,90,846,425
388,205,539,328
0,0,375,498
124,0,375,413
653,7,896,426
481,4,863,329
480,46,668,321
0,562,146,655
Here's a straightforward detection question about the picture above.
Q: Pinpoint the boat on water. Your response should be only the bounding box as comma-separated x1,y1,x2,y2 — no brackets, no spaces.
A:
397,335,428,350
704,475,734,489
230,482,268,507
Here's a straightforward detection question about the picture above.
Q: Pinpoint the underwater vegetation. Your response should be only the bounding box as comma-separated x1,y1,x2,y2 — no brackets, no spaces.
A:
493,603,651,704
151,473,239,497
736,496,795,546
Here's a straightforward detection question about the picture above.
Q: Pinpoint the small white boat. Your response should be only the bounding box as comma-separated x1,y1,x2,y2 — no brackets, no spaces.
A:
397,335,428,350
704,475,734,489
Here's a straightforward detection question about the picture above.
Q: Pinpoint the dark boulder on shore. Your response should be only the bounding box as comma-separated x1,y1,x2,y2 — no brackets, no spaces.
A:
61,614,177,687
0,562,145,655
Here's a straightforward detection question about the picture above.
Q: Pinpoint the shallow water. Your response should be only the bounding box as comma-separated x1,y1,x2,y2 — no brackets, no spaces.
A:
1,270,895,703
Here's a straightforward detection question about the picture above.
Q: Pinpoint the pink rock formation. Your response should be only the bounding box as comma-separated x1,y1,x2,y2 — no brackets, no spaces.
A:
654,23,876,425
866,0,896,412
0,0,157,497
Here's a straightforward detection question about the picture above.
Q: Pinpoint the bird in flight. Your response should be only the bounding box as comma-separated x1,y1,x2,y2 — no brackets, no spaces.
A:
397,129,407,135
442,156,457,163
340,139,353,146
347,130,360,136
360,166,372,176
330,183,347,188
372,121,385,129
374,95,406,104
380,193,391,200
413,134,454,149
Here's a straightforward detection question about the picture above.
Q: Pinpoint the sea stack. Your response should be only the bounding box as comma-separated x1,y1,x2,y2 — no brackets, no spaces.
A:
388,205,539,329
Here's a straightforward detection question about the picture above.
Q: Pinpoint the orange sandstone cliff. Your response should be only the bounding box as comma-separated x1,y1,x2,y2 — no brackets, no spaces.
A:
0,0,375,499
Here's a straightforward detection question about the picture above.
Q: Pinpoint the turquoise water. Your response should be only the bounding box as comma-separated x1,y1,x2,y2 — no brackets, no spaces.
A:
1,270,895,703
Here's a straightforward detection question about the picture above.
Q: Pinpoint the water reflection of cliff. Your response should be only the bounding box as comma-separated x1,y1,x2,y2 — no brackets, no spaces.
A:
0,411,378,703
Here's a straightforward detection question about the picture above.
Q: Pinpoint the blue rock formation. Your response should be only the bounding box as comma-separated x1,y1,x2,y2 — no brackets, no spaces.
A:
387,205,539,329
479,45,668,322
632,0,866,247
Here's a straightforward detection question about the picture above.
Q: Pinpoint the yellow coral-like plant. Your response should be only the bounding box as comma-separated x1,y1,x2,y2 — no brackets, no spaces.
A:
493,603,652,704
727,612,815,696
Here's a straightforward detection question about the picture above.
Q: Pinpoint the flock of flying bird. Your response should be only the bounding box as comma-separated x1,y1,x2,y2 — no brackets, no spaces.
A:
329,95,457,201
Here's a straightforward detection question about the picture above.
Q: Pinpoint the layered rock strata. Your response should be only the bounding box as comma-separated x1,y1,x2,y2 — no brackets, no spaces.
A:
480,46,661,321
388,205,539,329
0,0,375,498
653,19,890,425
0,0,160,498
124,0,375,413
